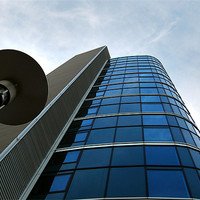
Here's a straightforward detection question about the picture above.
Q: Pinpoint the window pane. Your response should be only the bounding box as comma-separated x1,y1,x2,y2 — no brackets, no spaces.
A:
147,170,189,198
98,105,119,115
112,146,144,166
142,104,164,112
121,96,140,103
87,128,115,144
93,117,117,128
141,96,161,102
118,115,142,126
146,146,180,165
49,175,71,192
78,148,111,168
66,169,108,199
115,127,142,142
144,128,172,141
107,167,146,197
120,103,140,113
143,115,168,125
64,151,80,163
101,97,120,105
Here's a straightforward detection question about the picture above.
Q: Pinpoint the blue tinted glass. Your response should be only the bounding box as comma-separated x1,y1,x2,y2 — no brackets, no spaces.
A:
81,119,93,126
87,128,115,144
120,103,140,113
121,96,140,103
144,128,172,141
190,149,200,168
107,167,146,197
115,127,142,142
101,97,120,105
148,170,189,198
140,77,154,81
107,84,122,90
192,134,200,148
112,146,144,166
49,175,71,192
93,117,117,128
124,77,138,82
177,117,187,129
171,127,185,143
122,88,139,95
167,116,178,126
98,105,119,115
141,96,161,102
45,193,64,200
177,147,194,167
142,104,164,112
146,146,180,165
118,115,142,126
88,108,98,114
66,168,108,199
143,115,168,125
64,151,80,163
140,83,156,87
160,96,169,103
184,168,200,198
75,133,87,142
104,89,121,96
182,129,195,146
124,83,139,88
140,88,158,94
163,103,173,112
78,148,112,168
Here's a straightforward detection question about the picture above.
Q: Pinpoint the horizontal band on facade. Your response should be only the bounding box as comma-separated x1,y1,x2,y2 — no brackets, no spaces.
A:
56,141,200,153
73,112,198,130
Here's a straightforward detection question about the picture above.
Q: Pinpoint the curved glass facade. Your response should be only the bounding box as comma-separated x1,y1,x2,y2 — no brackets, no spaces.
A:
29,56,200,199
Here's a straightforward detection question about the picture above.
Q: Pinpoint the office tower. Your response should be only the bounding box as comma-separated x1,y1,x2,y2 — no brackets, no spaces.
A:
1,46,200,200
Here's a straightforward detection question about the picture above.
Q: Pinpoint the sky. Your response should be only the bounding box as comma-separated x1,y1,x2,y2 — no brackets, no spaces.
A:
1,0,200,126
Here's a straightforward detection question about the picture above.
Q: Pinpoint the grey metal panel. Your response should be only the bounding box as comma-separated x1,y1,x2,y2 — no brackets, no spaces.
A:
0,46,110,200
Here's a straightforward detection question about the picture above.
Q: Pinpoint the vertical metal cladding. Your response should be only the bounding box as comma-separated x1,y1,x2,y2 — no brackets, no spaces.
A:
28,56,200,200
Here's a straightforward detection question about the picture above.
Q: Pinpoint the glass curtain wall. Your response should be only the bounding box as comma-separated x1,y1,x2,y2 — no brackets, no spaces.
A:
29,56,200,199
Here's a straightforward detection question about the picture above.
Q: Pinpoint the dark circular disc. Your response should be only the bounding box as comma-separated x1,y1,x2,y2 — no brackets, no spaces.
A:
0,49,48,125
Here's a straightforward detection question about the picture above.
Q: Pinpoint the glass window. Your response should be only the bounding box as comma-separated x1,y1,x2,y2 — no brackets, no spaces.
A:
171,127,185,143
118,115,142,126
120,103,140,113
177,117,187,129
146,146,180,165
166,115,178,126
101,97,120,105
107,84,123,90
93,117,117,128
142,104,164,112
184,168,200,198
112,146,144,166
49,174,71,192
124,83,139,88
66,168,108,199
121,95,140,103
144,128,172,141
190,149,200,168
104,89,121,96
147,170,189,198
87,128,115,144
106,167,146,197
141,95,161,102
81,119,93,126
140,83,156,87
45,193,64,200
98,105,119,115
177,147,194,167
140,88,158,94
74,132,87,142
124,77,138,82
115,127,142,142
64,151,80,163
78,148,112,168
182,129,195,146
143,115,168,125
122,88,139,95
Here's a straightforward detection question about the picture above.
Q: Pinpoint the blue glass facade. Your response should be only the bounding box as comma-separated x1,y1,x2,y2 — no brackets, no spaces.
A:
28,56,200,199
